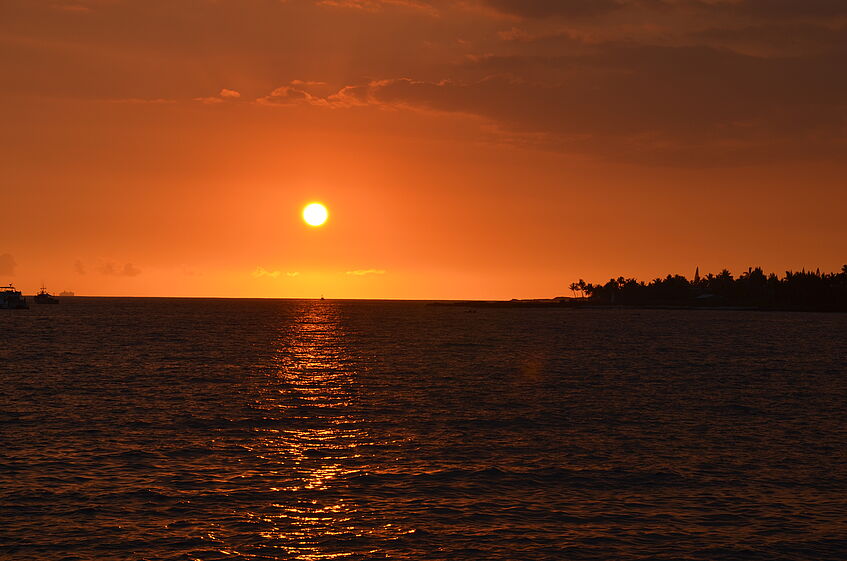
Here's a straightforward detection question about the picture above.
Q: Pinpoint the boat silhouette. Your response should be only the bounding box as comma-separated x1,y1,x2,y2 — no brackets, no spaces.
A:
1,284,28,309
33,285,59,304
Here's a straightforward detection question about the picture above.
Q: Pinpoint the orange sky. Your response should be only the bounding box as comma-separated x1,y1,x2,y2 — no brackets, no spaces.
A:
2,0,845,299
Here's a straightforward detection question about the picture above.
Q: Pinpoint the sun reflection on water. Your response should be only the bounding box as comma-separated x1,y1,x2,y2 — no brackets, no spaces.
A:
244,300,391,560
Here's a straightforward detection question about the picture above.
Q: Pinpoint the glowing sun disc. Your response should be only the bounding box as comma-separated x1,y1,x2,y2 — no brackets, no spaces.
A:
303,202,328,226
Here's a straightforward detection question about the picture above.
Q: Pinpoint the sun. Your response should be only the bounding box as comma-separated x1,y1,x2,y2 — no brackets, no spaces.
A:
303,202,328,227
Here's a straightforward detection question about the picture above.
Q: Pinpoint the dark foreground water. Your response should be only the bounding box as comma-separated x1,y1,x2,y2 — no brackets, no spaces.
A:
2,299,847,560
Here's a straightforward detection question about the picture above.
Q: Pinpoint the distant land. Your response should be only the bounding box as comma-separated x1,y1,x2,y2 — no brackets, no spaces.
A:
433,266,847,313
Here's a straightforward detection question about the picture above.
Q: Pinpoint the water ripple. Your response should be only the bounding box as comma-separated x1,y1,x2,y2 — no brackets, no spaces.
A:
1,299,846,559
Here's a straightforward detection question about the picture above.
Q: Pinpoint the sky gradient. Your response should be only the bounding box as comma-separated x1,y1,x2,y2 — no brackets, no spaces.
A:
2,0,845,299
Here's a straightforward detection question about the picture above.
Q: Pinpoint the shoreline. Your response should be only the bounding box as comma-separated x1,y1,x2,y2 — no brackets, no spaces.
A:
427,300,847,313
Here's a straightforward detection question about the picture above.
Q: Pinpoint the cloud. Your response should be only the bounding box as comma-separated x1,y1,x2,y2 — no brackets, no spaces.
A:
0,254,16,276
107,98,176,104
693,23,847,56
96,262,141,277
480,0,623,18
286,271,300,277
316,0,439,14
316,0,847,20
346,269,387,276
476,0,847,20
290,80,328,87
193,97,223,104
14,0,847,168
252,266,281,278
735,0,847,20
194,88,242,104
74,260,86,275
257,83,332,107
315,0,629,19
53,3,93,13
121,263,141,277
266,37,847,164
314,0,622,17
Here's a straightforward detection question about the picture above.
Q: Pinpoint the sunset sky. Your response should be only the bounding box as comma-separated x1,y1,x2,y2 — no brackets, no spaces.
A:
2,0,845,299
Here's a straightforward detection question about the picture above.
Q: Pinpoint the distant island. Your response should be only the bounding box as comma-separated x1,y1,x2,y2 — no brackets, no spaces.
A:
433,266,847,312
570,265,847,312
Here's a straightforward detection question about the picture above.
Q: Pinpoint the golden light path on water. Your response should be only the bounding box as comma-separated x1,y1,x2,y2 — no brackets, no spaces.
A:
241,300,403,560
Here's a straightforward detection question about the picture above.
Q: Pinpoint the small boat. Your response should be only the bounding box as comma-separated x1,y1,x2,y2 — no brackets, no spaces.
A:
33,285,59,304
1,284,28,309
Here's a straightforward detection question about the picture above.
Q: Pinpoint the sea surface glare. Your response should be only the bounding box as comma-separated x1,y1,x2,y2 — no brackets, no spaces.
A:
2,299,847,560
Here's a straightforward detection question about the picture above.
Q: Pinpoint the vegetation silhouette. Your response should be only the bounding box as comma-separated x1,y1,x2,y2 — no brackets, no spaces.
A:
570,265,847,312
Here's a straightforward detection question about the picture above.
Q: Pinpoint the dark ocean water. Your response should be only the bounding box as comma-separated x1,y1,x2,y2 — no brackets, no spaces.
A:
2,298,847,560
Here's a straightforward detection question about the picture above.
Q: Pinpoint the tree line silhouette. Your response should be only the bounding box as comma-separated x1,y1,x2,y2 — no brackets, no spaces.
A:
570,265,847,311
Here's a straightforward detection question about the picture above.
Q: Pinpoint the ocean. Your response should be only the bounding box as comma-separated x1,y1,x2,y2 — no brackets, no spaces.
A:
2,298,846,560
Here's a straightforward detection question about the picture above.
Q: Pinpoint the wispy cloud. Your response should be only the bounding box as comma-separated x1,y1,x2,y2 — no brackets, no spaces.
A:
315,0,438,15
252,266,281,279
346,269,387,276
286,271,300,277
194,88,242,104
257,84,331,107
53,3,93,13
106,98,176,104
96,262,141,277
74,260,86,275
0,253,16,276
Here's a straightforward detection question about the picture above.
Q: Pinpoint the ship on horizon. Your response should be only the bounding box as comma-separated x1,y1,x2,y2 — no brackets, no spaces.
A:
33,285,59,304
1,284,28,309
